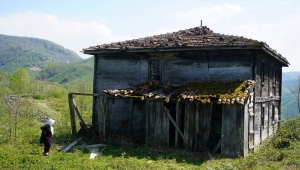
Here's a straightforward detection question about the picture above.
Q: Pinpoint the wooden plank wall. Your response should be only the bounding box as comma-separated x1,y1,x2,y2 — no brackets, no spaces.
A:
108,98,130,136
253,53,283,150
164,51,253,84
164,53,208,84
132,100,147,142
197,102,213,152
93,54,148,124
209,54,252,80
222,104,244,156
183,102,213,151
147,100,169,147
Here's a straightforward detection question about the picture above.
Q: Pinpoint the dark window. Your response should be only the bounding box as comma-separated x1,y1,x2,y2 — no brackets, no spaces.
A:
150,60,161,81
272,104,275,123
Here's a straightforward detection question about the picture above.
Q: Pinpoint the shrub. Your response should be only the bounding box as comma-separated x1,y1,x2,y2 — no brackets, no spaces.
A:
271,116,300,148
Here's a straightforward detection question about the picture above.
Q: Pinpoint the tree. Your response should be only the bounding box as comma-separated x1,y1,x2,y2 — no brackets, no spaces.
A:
289,75,300,115
10,67,31,95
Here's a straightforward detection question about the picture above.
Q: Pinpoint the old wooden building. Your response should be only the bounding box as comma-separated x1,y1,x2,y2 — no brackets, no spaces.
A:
80,26,289,157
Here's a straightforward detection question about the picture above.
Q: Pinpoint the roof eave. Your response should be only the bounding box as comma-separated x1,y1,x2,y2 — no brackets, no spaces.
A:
83,45,263,54
261,47,289,67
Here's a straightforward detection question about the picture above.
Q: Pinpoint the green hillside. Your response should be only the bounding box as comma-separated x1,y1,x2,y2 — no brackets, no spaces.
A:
0,34,82,77
42,57,94,85
281,72,300,119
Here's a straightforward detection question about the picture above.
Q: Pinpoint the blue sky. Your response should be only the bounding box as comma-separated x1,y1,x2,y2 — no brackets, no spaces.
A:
0,0,299,72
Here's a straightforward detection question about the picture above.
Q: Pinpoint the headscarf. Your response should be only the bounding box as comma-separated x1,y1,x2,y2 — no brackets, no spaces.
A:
46,119,55,135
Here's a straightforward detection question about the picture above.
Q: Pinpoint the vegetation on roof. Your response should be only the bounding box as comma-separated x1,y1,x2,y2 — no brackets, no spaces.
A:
181,80,255,104
103,80,255,105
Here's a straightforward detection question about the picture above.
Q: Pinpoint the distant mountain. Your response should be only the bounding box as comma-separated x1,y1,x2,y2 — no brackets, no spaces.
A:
0,34,82,77
281,71,300,119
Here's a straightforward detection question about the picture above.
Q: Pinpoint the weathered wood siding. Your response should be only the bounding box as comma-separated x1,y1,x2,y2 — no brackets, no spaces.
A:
146,100,169,146
244,92,254,157
92,54,148,134
164,53,208,83
94,54,148,91
196,102,213,151
222,104,244,156
208,53,252,80
180,102,213,151
132,100,147,142
253,53,283,150
164,51,252,83
108,98,130,136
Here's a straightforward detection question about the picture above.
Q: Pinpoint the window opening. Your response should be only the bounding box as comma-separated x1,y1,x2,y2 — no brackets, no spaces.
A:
150,60,161,81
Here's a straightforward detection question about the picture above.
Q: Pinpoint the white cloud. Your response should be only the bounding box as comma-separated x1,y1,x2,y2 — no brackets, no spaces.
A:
174,3,244,26
230,15,300,72
0,12,131,59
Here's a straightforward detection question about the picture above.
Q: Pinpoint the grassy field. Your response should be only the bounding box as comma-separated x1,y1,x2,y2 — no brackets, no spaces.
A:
0,96,300,170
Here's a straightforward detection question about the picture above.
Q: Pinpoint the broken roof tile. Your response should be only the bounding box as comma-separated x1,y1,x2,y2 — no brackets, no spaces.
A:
103,80,255,105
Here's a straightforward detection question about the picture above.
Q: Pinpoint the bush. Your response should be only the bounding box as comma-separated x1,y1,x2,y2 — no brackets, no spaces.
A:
48,87,66,99
271,116,300,148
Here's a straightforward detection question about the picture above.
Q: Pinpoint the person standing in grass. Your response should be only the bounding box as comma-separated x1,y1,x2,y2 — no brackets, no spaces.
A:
40,119,55,156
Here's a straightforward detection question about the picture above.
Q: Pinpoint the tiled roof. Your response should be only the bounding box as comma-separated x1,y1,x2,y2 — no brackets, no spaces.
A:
83,26,289,65
84,26,261,50
103,80,255,105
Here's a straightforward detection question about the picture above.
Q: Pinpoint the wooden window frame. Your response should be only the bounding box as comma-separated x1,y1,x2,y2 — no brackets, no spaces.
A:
149,60,161,81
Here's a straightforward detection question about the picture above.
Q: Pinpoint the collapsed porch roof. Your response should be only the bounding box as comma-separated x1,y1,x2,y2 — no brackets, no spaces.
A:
103,80,256,105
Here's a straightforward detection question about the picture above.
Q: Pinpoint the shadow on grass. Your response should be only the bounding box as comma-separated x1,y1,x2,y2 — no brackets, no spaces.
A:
54,134,210,167
106,140,209,166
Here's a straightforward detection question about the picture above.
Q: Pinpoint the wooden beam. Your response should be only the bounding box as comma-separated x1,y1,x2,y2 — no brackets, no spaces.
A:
212,139,221,154
97,95,102,140
61,137,82,152
129,98,133,138
103,98,108,141
73,99,88,133
145,99,149,144
68,94,76,136
69,92,99,97
164,107,186,145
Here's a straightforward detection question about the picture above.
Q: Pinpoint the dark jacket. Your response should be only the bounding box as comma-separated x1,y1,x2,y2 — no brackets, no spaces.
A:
40,124,52,143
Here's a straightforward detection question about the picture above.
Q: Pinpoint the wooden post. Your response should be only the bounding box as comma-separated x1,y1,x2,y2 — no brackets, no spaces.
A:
68,93,76,136
97,95,103,141
107,98,110,139
164,106,186,145
194,102,200,151
175,102,181,148
184,103,190,149
73,99,88,134
103,98,108,141
129,98,133,138
145,99,149,144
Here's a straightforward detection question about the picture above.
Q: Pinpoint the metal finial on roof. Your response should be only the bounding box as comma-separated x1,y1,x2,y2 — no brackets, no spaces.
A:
201,20,202,27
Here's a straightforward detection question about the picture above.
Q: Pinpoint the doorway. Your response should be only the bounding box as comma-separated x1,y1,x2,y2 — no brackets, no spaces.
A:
207,103,222,153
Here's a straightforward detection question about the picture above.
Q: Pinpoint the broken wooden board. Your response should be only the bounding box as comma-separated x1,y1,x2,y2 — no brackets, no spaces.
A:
60,137,82,152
